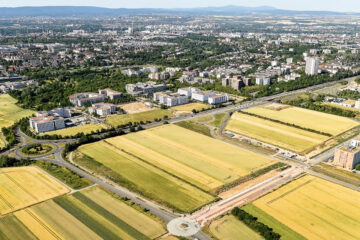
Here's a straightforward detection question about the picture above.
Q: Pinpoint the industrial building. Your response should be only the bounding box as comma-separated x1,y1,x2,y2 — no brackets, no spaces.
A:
333,138,360,170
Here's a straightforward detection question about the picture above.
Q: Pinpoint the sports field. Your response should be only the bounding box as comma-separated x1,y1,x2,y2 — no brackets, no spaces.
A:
0,167,69,215
209,215,263,240
39,123,109,137
249,175,360,240
106,109,172,127
0,94,34,147
226,112,328,153
77,124,275,211
0,187,166,240
171,103,210,112
244,103,359,136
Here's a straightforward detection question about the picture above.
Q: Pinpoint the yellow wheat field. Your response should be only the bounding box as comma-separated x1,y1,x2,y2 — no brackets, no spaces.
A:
253,175,360,240
244,104,358,136
39,124,109,137
226,112,328,153
0,167,69,215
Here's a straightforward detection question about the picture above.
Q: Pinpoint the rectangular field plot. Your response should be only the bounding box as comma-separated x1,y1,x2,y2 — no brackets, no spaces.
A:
250,175,360,240
106,109,172,127
171,103,211,112
244,103,358,136
39,123,109,137
0,167,69,215
226,112,328,153
209,215,263,240
77,124,276,212
0,187,166,240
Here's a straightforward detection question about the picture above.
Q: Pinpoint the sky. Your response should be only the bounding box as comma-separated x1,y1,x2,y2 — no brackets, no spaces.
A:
3,0,360,13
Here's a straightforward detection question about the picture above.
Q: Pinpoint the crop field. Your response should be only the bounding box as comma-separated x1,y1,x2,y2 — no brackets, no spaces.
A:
0,94,34,147
209,215,263,240
0,167,69,215
226,112,328,153
249,175,360,240
77,124,275,211
40,123,109,137
106,109,172,127
171,103,210,112
244,103,359,136
0,187,166,240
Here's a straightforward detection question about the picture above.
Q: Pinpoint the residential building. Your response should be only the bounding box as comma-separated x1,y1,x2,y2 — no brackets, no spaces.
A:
222,76,245,90
305,57,320,75
98,89,122,100
69,92,106,107
177,87,199,97
88,103,117,117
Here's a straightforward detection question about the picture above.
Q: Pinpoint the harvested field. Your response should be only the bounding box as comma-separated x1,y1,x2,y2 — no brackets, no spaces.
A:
0,187,166,240
0,166,69,215
244,103,358,136
40,124,109,137
119,102,153,114
250,175,360,240
171,103,210,112
106,109,172,127
226,112,328,153
209,215,263,240
0,94,34,147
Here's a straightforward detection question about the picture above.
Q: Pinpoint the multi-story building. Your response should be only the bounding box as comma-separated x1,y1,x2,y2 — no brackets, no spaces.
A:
255,75,271,85
98,89,122,100
88,103,117,117
333,142,360,170
208,94,229,105
29,107,72,133
177,87,199,97
125,81,167,96
69,92,106,107
222,76,245,90
153,91,189,107
305,57,320,75
191,90,216,102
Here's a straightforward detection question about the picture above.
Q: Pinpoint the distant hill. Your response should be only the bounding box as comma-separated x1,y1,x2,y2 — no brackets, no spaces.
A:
0,5,353,17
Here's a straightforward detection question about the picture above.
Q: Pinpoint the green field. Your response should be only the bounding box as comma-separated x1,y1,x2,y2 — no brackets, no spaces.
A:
226,112,328,153
40,124,109,137
248,175,360,240
210,113,227,127
244,104,359,136
0,187,166,240
77,124,276,212
175,121,212,137
209,215,263,240
171,103,211,112
0,94,34,147
106,109,172,127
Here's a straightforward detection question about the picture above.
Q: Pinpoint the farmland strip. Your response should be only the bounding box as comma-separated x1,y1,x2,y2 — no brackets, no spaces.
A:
54,197,123,240
73,192,151,240
0,193,13,210
25,209,62,240
4,173,38,201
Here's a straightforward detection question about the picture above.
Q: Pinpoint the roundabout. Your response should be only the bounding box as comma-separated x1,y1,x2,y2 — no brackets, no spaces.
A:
167,217,200,237
17,143,58,158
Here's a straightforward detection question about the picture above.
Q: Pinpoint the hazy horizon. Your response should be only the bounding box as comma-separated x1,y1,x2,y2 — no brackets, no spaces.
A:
4,0,360,13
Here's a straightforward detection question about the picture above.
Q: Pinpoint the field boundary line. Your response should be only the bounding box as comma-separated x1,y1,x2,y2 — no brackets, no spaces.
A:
266,179,313,205
25,209,63,240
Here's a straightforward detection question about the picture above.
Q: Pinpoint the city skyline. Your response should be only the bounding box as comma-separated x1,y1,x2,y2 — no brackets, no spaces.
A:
4,0,360,13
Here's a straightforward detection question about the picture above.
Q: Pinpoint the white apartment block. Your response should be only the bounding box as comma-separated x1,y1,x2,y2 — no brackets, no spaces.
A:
30,115,65,133
208,94,229,105
255,76,271,85
153,91,189,107
177,87,200,97
88,103,117,117
305,57,320,75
